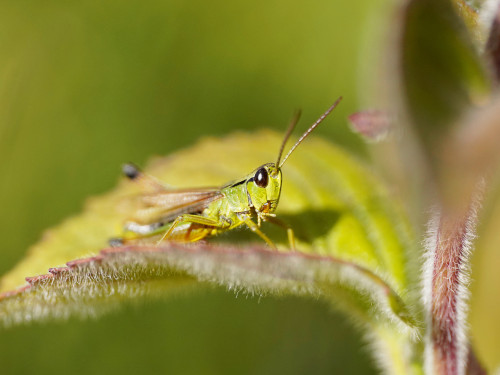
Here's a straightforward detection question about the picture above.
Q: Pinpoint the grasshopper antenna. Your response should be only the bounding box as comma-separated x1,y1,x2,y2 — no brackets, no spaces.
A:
276,110,302,167
279,97,342,168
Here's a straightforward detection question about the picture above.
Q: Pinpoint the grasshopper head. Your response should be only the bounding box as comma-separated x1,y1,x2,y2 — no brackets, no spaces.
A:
247,98,342,216
246,163,282,214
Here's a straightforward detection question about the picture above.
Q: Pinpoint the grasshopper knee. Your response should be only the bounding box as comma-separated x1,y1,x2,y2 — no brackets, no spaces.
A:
109,237,124,247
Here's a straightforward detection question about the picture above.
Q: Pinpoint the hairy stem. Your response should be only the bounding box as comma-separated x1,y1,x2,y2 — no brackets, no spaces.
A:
423,189,483,375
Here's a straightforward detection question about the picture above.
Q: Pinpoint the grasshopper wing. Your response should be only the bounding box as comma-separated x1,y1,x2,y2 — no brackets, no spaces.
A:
128,188,224,225
121,163,224,225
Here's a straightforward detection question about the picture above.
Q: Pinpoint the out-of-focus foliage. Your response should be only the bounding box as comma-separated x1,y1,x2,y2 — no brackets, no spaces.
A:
0,0,383,374
386,0,500,372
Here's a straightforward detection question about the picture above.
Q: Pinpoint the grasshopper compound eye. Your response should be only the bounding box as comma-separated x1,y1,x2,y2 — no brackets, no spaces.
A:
254,167,269,188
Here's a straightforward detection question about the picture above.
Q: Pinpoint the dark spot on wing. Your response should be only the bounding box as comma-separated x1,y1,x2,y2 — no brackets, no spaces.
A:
122,163,141,180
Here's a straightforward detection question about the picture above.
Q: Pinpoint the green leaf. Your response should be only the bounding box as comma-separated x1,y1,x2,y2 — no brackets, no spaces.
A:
0,131,418,347
0,244,406,326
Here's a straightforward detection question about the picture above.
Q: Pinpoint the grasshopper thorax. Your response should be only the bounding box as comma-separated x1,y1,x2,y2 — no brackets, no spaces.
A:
246,163,282,214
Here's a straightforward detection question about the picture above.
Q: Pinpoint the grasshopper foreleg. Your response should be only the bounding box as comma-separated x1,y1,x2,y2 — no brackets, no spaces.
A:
240,216,277,250
260,215,295,250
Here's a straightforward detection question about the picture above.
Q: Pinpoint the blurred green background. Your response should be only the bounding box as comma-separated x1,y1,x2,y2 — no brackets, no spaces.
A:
0,0,391,373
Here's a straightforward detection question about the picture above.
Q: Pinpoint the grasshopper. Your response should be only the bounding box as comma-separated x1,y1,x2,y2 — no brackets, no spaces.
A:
111,97,342,249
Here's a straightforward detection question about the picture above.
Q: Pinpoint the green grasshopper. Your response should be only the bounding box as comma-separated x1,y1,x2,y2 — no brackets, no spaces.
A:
111,97,342,249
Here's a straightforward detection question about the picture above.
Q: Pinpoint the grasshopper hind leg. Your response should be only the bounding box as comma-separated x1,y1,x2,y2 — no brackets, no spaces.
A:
156,214,228,245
